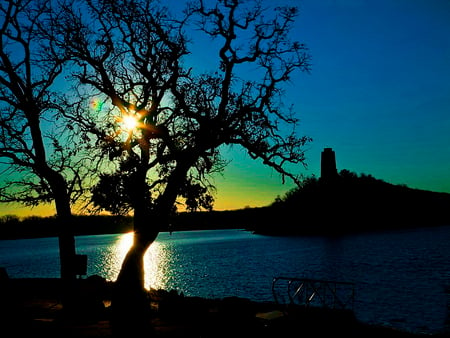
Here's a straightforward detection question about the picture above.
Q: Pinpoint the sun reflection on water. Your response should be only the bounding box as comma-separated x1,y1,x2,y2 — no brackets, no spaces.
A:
117,232,134,254
144,240,171,290
101,232,134,281
107,232,172,291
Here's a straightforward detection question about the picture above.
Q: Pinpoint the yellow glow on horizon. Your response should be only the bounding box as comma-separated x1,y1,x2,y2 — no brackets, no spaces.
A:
0,202,56,219
0,156,294,218
211,175,294,210
0,184,284,218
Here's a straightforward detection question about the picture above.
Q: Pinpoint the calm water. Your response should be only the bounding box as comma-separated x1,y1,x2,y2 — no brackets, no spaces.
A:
1,226,450,334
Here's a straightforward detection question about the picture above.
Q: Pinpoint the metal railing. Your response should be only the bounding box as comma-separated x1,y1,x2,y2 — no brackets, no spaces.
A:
272,276,355,311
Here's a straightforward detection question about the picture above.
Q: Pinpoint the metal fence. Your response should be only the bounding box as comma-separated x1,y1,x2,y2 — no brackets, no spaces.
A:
272,276,355,311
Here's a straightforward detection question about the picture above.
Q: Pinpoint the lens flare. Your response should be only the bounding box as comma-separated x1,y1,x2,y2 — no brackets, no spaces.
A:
90,98,104,112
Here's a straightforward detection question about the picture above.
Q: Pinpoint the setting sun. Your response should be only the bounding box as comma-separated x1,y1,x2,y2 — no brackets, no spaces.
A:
121,114,140,131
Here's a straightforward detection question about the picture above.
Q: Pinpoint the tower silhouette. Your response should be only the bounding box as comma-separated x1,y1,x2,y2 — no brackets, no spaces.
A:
321,148,337,180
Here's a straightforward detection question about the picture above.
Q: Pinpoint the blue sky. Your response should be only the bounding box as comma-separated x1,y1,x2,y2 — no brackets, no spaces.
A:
211,0,450,210
1,0,450,217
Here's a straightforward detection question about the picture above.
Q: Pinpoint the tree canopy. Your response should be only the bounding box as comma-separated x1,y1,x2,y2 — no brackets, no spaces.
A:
0,0,88,209
2,1,312,331
46,0,312,218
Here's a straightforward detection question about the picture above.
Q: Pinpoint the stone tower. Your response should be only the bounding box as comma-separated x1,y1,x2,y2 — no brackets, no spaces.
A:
321,147,337,180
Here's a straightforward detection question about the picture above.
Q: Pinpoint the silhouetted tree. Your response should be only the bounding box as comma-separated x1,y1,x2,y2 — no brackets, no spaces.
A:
0,0,90,307
51,0,311,334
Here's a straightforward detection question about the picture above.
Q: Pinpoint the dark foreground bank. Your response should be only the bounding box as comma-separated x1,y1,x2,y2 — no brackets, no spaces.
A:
0,277,448,338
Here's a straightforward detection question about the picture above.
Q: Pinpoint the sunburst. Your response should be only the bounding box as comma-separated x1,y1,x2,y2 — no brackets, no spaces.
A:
121,114,139,131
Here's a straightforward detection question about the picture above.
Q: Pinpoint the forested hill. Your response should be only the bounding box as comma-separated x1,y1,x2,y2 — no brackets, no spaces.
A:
1,169,450,239
248,170,450,235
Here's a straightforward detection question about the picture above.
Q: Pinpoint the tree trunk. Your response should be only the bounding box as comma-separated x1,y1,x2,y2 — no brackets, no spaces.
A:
110,162,190,336
55,198,76,282
111,208,159,337
27,110,78,308
52,180,78,311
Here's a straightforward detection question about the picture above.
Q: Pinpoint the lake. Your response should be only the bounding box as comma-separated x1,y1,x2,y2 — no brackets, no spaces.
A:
1,226,450,334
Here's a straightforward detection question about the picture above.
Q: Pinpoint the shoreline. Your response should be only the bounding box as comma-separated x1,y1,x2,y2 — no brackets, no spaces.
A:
2,209,450,240
1,277,447,337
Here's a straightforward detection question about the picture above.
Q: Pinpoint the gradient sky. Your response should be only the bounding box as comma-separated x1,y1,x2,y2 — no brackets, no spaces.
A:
1,0,450,217
213,0,450,209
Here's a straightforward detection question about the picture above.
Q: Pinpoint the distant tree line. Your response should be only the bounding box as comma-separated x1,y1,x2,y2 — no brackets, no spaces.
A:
2,169,450,239
0,215,132,240
0,209,260,239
